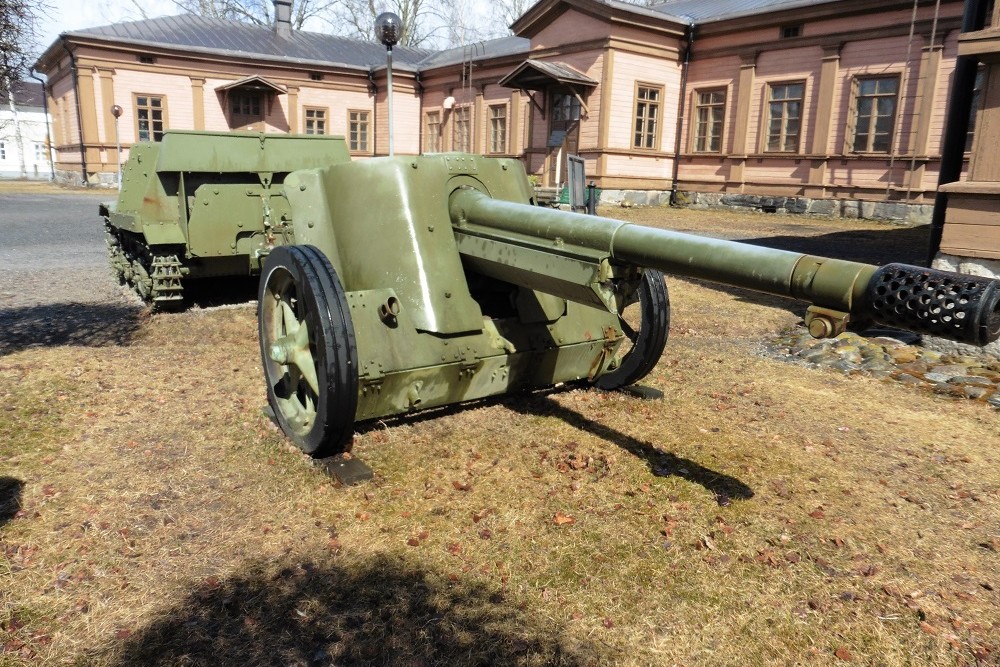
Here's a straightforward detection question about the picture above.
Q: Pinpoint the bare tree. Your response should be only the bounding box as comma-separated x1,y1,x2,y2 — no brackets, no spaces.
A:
330,0,442,47
0,0,50,94
166,0,338,30
492,0,532,34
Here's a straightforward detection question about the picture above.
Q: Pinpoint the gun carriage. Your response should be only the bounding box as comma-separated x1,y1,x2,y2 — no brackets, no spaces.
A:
104,131,1000,456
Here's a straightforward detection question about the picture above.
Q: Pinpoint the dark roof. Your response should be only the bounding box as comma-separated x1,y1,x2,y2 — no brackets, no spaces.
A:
417,35,530,68
498,59,598,90
650,0,843,23
7,81,45,109
64,13,432,71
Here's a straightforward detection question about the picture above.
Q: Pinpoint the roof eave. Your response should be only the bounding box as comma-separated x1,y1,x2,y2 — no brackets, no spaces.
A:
513,0,688,40
691,0,934,35
37,32,393,74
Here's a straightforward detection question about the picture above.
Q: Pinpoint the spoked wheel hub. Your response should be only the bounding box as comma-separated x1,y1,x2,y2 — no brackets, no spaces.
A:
595,269,670,390
258,245,358,457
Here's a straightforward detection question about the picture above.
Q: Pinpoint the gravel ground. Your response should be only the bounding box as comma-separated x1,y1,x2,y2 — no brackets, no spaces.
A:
0,190,144,355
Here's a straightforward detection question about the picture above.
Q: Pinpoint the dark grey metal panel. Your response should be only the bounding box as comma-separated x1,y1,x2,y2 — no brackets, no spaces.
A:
650,0,844,23
67,14,432,70
416,35,530,68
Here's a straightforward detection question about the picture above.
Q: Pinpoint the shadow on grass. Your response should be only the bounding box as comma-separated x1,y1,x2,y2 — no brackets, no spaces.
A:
0,477,24,527
108,555,601,667
183,276,260,309
0,302,145,357
740,225,928,266
353,388,752,503
511,395,754,505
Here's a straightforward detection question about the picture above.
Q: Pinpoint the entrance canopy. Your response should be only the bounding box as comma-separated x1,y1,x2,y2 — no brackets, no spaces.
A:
498,59,598,92
499,60,597,118
216,75,288,95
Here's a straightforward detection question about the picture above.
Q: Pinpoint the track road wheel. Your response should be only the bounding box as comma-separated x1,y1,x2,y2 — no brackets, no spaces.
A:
595,269,670,390
258,245,358,457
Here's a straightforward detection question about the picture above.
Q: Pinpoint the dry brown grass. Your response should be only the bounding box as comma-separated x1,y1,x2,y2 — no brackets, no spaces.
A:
0,180,93,195
1,208,998,666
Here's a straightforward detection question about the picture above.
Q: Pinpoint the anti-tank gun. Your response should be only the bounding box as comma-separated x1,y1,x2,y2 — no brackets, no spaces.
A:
257,152,1000,457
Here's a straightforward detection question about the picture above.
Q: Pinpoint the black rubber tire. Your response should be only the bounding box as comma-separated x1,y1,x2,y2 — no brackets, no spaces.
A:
258,245,358,457
594,269,670,390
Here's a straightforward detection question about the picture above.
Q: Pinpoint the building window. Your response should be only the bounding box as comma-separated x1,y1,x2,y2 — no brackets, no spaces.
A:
633,85,662,150
967,66,987,152
851,76,899,153
135,94,166,142
551,93,581,123
229,93,261,120
425,111,441,152
694,89,726,152
488,104,507,154
35,143,47,162
348,110,369,152
0,142,5,160
781,24,802,39
453,106,471,152
765,82,804,152
304,107,327,135
139,55,156,64
309,72,323,81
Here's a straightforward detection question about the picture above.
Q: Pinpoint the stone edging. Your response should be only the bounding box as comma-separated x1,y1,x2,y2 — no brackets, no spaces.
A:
767,329,1000,408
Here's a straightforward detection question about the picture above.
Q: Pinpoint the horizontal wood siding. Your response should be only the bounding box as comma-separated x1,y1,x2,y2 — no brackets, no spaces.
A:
529,9,610,50
941,194,1000,259
682,56,739,156
114,69,192,142
753,46,822,154
825,160,897,188
607,51,681,152
50,74,78,148
927,29,961,155
297,86,373,137
605,153,672,181
744,159,812,183
835,35,915,154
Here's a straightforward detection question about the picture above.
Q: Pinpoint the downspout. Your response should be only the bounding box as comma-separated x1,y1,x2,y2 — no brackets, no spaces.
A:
670,20,695,206
29,68,55,181
62,38,88,186
927,0,989,264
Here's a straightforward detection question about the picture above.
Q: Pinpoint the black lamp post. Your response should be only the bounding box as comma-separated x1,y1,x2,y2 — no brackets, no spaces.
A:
111,104,123,190
375,12,402,156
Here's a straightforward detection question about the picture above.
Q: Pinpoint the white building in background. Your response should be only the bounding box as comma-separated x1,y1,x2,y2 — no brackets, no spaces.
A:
1,80,54,180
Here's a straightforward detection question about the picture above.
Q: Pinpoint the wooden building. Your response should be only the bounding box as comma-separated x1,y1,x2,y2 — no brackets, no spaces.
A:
34,0,979,222
933,0,1000,276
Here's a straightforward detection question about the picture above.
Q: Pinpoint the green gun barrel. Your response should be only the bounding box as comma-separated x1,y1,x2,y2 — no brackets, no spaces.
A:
449,187,1000,346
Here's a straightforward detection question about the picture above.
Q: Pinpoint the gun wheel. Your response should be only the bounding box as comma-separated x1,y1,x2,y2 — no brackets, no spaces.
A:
258,245,358,457
595,269,670,390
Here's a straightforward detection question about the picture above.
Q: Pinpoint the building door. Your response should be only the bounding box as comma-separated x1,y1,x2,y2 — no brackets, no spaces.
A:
229,92,265,131
547,91,581,187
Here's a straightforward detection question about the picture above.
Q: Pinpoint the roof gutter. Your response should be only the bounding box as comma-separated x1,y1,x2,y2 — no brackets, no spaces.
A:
28,68,55,181
670,20,695,206
61,38,88,186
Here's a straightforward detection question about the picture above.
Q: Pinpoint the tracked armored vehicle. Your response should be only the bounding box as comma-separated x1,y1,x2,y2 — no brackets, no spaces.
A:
102,131,350,307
